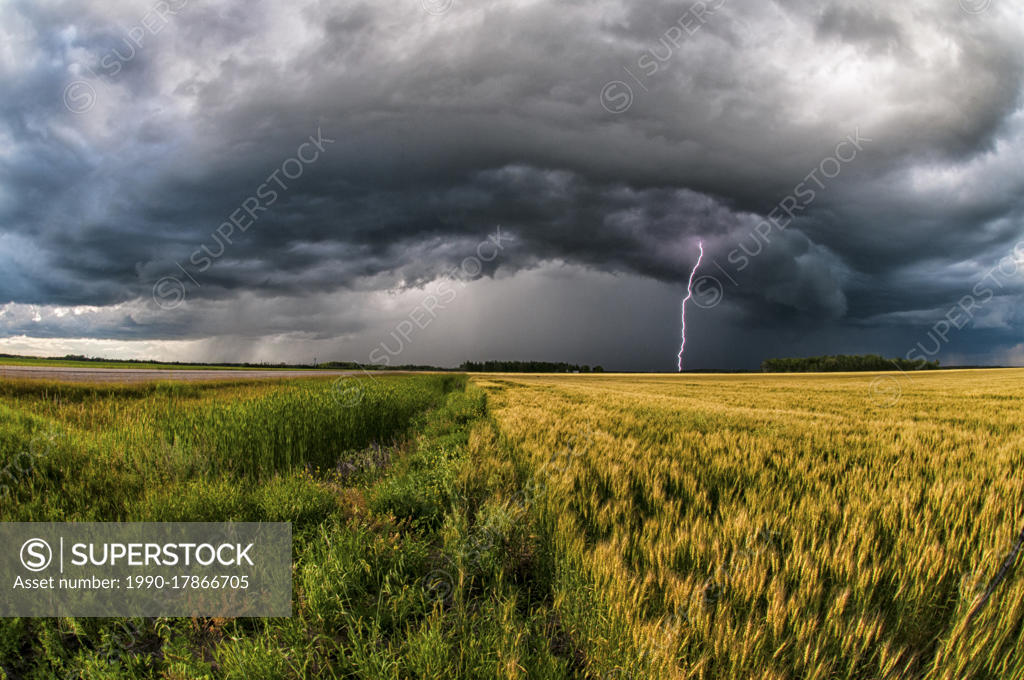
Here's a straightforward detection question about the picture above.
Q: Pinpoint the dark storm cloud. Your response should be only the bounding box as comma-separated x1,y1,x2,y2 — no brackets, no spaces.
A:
1,0,1023,367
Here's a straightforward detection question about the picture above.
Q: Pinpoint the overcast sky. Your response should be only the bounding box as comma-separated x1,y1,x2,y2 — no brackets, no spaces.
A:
1,0,1023,370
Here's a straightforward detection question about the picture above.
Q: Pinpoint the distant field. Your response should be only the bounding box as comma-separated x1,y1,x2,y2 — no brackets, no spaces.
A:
1,370,1021,678
0,364,364,384
0,355,297,370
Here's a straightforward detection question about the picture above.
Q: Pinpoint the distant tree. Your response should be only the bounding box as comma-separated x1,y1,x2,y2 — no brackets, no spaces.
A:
459,360,598,373
761,354,939,373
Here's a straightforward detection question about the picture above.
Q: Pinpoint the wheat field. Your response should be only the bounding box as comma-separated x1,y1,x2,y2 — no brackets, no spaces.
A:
2,370,1022,678
474,369,1024,680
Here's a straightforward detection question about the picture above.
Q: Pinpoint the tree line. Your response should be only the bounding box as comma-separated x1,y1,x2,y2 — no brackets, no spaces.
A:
760,354,940,373
459,361,604,373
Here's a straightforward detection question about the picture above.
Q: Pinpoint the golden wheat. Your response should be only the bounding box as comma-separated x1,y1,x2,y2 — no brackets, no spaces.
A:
474,370,1024,680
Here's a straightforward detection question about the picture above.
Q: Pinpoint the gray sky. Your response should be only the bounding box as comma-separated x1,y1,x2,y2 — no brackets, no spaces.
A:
1,0,1023,370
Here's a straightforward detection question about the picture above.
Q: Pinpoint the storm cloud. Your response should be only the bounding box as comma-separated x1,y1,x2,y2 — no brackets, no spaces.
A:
1,0,1023,369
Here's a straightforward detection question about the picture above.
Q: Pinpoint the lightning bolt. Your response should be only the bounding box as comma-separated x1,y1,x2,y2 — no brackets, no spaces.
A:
677,240,705,372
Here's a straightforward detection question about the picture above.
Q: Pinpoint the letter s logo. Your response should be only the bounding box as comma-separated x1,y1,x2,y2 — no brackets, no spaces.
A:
20,538,52,572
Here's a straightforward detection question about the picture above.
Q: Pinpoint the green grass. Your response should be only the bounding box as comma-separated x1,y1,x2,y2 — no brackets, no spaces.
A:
0,374,603,679
0,375,462,522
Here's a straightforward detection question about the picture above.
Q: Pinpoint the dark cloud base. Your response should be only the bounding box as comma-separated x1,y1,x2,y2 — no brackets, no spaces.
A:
1,0,1023,368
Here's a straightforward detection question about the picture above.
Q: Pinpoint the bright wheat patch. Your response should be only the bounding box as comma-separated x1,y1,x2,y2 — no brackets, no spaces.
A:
475,370,1024,680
